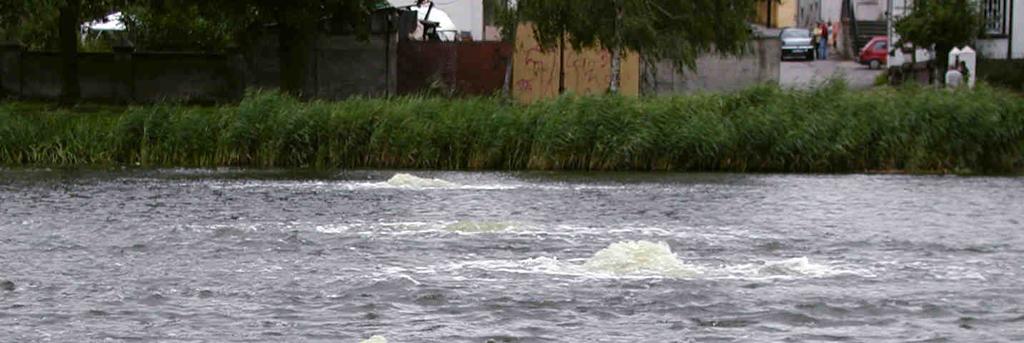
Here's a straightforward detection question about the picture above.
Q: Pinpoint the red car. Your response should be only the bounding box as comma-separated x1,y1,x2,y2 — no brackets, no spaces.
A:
858,36,888,69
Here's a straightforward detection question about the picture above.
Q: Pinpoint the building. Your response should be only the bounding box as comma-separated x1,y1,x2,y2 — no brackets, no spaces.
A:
755,0,799,28
887,0,1023,65
387,0,489,41
798,0,844,27
975,0,1023,59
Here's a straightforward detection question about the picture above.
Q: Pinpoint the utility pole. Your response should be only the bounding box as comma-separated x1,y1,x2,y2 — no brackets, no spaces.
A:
886,0,893,69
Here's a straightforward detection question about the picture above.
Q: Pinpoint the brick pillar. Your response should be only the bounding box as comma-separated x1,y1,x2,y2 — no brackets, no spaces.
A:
0,41,23,99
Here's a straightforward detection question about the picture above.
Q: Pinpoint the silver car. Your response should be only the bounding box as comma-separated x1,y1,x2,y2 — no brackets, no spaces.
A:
780,28,815,61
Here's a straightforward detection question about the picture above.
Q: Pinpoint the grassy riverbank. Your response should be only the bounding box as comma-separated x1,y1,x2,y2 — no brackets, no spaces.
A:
2,83,1023,173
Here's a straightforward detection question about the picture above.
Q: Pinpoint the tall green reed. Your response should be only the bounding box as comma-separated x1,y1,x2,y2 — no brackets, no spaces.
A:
1,85,1021,173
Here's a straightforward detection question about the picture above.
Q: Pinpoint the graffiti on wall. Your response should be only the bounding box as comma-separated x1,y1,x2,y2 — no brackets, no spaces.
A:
512,24,639,103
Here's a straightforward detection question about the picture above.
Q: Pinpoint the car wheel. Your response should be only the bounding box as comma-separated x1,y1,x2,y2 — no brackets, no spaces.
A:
869,60,881,70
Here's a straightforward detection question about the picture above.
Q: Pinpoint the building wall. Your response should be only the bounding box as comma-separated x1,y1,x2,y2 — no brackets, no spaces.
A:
1,32,397,103
855,0,887,20
512,24,640,104
978,0,1024,59
822,0,844,22
798,0,821,27
799,0,842,27
645,36,782,95
1014,0,1024,59
756,0,799,27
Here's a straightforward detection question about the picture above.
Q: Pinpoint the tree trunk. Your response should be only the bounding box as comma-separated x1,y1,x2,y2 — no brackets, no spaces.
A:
936,44,951,86
609,46,622,94
58,0,81,106
278,11,317,98
558,32,565,94
502,54,513,98
608,3,624,94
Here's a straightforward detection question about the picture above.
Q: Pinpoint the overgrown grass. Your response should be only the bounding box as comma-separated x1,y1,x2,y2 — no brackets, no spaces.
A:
2,83,1023,173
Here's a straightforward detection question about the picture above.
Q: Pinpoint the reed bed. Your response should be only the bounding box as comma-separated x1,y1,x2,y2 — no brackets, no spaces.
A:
2,83,1023,173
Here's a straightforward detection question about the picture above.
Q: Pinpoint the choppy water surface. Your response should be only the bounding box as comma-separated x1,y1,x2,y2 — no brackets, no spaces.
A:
1,169,1023,342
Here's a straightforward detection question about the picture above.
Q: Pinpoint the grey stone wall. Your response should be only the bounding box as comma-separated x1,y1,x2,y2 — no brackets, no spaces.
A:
243,34,397,100
0,32,397,103
644,36,782,95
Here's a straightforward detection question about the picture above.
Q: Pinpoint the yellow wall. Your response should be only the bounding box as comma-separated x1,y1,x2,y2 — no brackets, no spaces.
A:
776,0,797,28
512,24,639,103
755,0,797,28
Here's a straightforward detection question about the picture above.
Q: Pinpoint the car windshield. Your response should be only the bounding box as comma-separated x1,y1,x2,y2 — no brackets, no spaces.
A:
781,29,810,38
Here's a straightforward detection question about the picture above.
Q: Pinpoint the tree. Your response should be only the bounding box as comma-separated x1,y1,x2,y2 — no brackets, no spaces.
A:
520,0,759,94
1,0,380,101
895,0,981,83
167,0,379,97
517,0,583,94
0,0,123,104
486,0,520,98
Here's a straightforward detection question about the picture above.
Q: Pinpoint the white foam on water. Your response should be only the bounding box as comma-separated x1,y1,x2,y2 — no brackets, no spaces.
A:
444,241,702,280
314,220,533,237
359,335,387,343
715,257,873,280
443,221,516,234
582,241,702,278
385,173,458,188
207,174,518,191
440,241,870,281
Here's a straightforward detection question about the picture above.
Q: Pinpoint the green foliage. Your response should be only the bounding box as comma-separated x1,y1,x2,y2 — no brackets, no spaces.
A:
2,86,1023,173
0,0,122,49
120,2,239,51
519,0,758,71
895,0,982,70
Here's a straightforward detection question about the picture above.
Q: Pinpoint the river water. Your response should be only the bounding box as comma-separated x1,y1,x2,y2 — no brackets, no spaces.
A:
1,169,1022,342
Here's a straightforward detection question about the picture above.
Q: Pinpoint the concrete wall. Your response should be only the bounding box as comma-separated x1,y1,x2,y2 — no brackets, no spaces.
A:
133,53,242,102
7,50,242,103
1,31,397,103
644,36,782,95
0,43,21,97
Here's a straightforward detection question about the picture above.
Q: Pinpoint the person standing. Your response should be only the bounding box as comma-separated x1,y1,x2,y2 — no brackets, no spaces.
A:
819,22,830,60
946,58,963,89
812,22,823,61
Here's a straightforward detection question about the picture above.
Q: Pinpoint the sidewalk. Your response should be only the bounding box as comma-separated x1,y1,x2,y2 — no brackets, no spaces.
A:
780,55,883,90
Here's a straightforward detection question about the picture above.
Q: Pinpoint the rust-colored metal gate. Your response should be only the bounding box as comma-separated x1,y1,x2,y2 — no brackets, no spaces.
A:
397,41,512,96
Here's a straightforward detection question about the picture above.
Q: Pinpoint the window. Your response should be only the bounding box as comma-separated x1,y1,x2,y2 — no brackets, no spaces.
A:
982,0,1008,36
874,41,887,51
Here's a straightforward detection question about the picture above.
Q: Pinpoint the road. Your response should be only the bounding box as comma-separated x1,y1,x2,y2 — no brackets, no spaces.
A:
780,59,884,90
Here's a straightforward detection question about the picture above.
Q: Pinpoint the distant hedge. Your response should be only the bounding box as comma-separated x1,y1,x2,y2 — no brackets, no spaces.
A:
2,83,1023,173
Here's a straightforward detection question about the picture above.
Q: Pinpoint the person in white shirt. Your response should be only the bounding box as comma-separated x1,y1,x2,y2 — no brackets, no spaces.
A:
945,63,963,89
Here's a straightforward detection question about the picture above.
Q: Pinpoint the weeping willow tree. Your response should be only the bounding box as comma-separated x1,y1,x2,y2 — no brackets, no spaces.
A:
519,0,761,94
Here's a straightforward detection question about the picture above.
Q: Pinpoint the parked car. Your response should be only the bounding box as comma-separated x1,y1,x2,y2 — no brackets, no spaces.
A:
859,36,888,69
780,28,815,61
